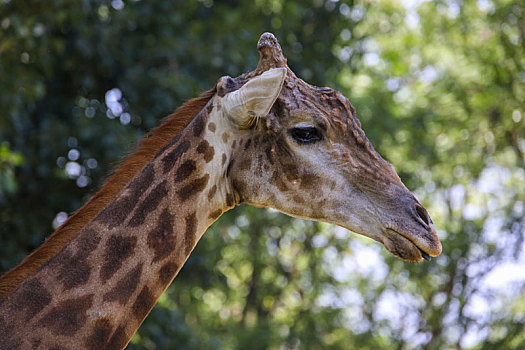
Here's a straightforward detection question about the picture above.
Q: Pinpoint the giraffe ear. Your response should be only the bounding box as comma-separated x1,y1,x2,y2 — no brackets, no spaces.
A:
222,68,286,127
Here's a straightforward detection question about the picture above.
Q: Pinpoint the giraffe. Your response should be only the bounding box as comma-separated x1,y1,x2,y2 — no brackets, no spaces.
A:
0,33,441,349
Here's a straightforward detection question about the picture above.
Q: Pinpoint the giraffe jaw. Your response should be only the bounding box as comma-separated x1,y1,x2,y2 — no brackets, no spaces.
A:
382,226,442,262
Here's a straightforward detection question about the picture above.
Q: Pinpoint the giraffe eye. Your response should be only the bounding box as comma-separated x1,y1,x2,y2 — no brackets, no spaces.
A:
289,126,322,144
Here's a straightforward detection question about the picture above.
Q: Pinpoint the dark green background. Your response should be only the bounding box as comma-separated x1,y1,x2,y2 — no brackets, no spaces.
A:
1,1,524,349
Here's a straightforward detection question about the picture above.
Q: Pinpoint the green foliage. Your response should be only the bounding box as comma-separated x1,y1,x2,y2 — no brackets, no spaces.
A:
0,142,23,199
1,0,524,349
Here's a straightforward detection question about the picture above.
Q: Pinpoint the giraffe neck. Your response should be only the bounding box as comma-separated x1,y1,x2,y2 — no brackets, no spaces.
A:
0,100,235,349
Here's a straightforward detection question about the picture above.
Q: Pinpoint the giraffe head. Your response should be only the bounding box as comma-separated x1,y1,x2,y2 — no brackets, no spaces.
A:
213,33,441,262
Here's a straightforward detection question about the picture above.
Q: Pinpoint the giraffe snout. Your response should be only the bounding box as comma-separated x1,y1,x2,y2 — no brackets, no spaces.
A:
379,188,442,262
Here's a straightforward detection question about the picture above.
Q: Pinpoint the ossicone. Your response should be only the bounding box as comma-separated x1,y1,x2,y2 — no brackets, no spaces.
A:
256,32,288,72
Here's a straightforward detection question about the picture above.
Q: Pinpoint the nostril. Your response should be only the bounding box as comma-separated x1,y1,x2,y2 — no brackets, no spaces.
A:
415,204,430,226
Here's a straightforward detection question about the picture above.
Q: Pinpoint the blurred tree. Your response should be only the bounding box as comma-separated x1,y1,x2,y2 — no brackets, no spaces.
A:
0,0,523,349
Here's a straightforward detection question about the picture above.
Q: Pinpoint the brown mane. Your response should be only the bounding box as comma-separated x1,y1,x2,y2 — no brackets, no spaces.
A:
0,88,217,298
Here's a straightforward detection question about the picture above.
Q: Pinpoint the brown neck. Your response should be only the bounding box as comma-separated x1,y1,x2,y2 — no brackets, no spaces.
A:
0,99,235,349
0,89,216,300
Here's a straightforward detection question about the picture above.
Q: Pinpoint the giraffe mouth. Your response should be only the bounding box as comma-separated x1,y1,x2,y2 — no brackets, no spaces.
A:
419,248,432,261
382,227,440,262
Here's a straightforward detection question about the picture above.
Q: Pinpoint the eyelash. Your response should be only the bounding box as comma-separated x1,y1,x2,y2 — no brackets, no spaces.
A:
289,126,322,143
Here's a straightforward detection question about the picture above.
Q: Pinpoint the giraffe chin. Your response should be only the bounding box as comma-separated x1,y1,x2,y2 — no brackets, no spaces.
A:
382,229,432,263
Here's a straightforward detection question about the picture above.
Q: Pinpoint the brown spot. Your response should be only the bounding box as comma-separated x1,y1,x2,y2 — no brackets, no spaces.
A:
300,173,321,190
193,114,206,137
107,325,129,350
207,122,216,132
38,294,93,336
244,138,252,150
100,235,137,283
175,160,196,183
239,158,251,171
207,184,217,200
76,230,101,258
222,132,230,143
177,174,209,202
96,163,154,229
56,254,91,291
293,195,305,204
147,208,176,262
53,230,100,290
221,153,227,166
103,263,144,305
14,278,51,320
270,170,288,191
184,212,197,256
197,140,215,163
232,140,237,149
132,286,156,321
162,140,190,174
208,209,222,221
128,180,168,227
282,163,299,183
85,318,113,350
158,261,180,285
